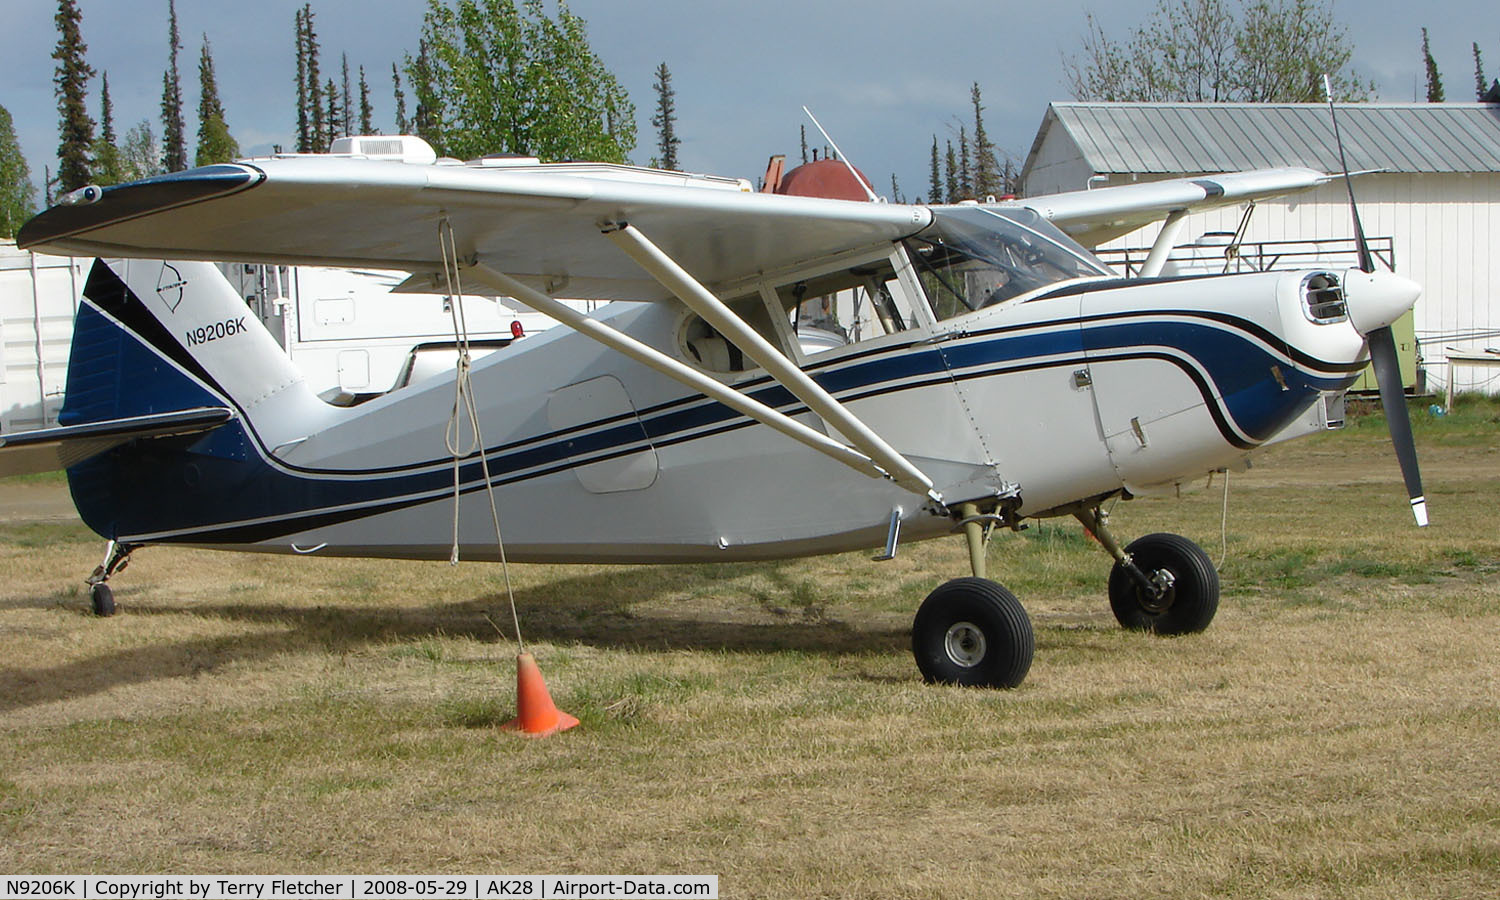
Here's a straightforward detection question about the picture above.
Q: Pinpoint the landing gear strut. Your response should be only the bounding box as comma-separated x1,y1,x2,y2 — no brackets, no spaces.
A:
85,540,137,617
911,501,1034,688
1074,506,1219,635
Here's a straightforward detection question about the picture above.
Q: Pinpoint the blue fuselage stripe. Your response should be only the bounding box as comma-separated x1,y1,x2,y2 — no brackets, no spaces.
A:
81,309,1350,543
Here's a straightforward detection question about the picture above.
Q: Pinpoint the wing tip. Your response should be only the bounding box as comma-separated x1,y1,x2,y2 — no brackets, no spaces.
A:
16,164,264,253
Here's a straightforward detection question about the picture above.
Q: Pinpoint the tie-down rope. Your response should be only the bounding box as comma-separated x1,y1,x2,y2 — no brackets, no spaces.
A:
438,217,524,651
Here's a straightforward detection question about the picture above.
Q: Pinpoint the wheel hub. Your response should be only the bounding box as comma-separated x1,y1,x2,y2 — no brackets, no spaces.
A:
1139,568,1177,613
944,621,987,668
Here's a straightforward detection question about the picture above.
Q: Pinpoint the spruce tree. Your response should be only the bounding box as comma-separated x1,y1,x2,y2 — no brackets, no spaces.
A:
970,83,999,199
957,125,971,200
650,62,680,170
1475,43,1488,100
943,140,957,204
93,70,124,185
358,66,374,134
392,62,408,134
0,104,38,238
196,36,239,165
161,0,187,172
1422,28,1444,102
305,5,324,150
294,7,310,151
325,79,341,145
52,0,95,192
928,136,941,206
799,124,808,164
340,54,354,137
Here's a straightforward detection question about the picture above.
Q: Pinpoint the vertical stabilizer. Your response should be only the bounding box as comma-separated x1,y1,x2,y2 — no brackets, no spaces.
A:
62,258,327,441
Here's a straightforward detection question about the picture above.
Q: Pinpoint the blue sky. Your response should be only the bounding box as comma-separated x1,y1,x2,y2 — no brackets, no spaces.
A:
3,0,1496,201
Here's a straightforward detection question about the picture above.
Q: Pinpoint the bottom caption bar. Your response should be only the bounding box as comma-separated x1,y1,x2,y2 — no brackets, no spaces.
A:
1,877,719,900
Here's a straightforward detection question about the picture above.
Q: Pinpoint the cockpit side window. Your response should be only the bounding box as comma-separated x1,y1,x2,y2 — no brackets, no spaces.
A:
905,207,1111,321
773,252,924,359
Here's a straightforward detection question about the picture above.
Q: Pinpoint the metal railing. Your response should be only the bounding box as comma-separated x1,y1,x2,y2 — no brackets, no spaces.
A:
1095,235,1397,278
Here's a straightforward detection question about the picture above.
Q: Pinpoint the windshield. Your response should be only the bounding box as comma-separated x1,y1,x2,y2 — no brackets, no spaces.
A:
904,207,1112,320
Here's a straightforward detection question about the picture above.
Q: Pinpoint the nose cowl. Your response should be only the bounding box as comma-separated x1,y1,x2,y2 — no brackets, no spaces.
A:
1344,269,1421,336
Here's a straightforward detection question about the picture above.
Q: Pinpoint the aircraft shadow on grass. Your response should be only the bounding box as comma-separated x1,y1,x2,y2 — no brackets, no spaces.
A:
0,561,914,714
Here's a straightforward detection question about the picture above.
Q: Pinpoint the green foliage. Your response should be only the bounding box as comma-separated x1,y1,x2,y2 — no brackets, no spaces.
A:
196,37,239,166
1068,0,1371,103
119,119,163,182
0,105,37,238
409,0,636,163
52,0,95,192
160,0,187,172
92,72,124,186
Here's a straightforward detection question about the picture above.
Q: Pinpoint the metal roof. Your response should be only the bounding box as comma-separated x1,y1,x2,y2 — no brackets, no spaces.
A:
1025,102,1500,176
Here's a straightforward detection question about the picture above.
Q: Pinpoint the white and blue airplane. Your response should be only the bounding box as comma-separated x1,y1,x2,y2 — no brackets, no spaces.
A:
2,133,1424,688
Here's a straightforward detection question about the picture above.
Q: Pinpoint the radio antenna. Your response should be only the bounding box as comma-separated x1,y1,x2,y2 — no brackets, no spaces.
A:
802,106,880,203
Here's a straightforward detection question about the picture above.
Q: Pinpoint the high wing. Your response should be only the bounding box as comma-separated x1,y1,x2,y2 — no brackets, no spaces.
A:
1019,167,1332,247
17,159,929,301
17,152,1331,297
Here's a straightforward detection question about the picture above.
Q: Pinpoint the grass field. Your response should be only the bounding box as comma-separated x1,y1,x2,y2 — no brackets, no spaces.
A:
1,400,1497,898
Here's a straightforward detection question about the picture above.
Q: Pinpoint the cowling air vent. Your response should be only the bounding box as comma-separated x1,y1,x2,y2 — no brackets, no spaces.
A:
1301,272,1348,324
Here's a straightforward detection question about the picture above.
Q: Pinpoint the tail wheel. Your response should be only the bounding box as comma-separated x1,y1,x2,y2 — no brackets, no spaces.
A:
89,583,116,617
1108,532,1218,635
912,577,1034,688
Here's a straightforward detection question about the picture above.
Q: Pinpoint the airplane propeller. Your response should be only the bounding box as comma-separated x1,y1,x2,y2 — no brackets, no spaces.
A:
1325,75,1428,527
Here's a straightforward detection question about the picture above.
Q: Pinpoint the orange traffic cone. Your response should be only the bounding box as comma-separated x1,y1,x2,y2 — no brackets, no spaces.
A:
501,652,580,737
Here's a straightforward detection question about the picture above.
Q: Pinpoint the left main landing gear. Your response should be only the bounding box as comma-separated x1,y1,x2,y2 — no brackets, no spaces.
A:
1074,507,1219,635
911,501,1035,688
913,578,1034,687
85,540,137,618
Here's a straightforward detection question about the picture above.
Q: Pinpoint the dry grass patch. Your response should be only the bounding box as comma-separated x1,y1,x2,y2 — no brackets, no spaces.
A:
1,402,1498,897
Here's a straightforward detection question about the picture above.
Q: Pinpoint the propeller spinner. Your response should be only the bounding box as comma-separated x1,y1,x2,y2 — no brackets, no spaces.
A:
1326,75,1428,527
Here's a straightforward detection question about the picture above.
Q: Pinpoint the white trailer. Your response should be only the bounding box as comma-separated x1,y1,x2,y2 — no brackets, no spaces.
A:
0,243,577,430
0,243,85,433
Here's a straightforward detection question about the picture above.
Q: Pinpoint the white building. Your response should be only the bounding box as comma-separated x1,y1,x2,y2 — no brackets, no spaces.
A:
1021,102,1500,395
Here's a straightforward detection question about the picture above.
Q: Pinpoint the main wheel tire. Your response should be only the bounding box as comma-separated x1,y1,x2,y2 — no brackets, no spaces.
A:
1108,532,1218,635
89,583,116,617
912,577,1034,688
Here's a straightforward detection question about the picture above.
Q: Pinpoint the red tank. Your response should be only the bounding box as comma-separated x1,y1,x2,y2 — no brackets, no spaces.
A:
773,157,874,201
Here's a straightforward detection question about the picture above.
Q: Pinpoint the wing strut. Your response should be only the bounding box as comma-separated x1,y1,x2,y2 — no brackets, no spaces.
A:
602,222,939,501
464,262,892,486
1138,209,1189,278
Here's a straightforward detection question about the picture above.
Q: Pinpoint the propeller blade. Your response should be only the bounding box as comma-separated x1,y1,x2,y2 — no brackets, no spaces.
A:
1368,326,1428,527
1324,74,1375,274
1325,74,1422,525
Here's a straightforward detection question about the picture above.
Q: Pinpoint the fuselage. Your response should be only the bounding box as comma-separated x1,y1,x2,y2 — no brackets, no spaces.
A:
65,243,1367,564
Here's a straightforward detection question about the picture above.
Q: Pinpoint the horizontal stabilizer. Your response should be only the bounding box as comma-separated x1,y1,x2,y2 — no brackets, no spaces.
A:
0,407,234,478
